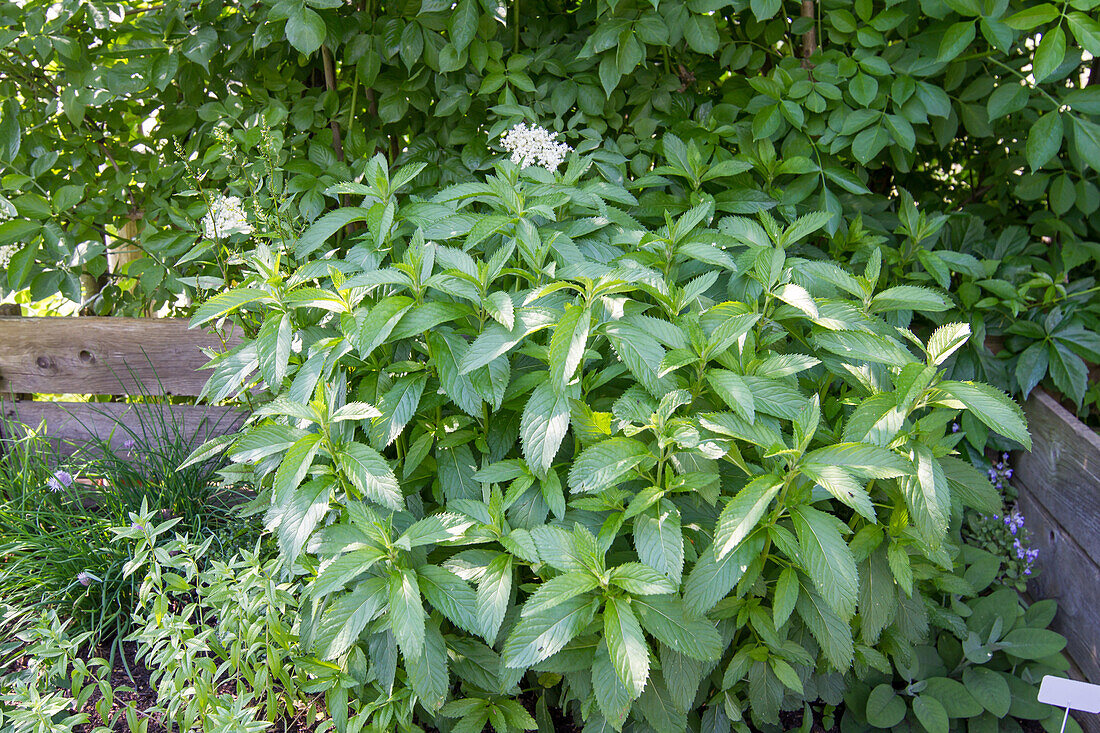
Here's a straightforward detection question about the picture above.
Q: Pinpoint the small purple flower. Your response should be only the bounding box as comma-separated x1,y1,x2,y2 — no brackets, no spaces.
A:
1026,548,1039,563
77,571,92,587
131,522,145,531
123,439,136,450
1024,568,1032,576
1005,469,1013,479
47,470,73,492
1014,539,1026,559
951,423,960,433
1003,452,1010,461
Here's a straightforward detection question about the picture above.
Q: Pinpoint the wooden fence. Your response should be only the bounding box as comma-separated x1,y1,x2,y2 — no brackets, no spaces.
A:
0,316,243,454
1014,390,1100,733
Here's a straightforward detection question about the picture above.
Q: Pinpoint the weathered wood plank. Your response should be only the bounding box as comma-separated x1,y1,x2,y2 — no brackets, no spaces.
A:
1015,390,1100,565
0,317,236,397
1016,488,1100,689
0,401,244,456
1012,387,1100,709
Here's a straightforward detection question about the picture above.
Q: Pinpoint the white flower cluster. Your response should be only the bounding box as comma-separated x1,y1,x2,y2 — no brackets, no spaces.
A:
500,123,572,172
202,194,253,239
0,245,13,269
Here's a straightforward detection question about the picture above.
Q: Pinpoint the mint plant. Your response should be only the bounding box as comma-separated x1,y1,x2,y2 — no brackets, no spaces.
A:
188,150,1030,732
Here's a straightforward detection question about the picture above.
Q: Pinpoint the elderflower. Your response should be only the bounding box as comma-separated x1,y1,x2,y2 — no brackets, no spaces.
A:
500,122,572,172
202,194,253,239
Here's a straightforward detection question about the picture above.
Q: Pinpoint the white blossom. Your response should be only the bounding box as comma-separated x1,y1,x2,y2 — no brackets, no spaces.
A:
202,194,253,239
0,245,14,269
500,123,572,172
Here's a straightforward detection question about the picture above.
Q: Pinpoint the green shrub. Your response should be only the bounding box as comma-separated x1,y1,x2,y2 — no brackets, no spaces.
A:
3,0,1100,421
190,150,1034,731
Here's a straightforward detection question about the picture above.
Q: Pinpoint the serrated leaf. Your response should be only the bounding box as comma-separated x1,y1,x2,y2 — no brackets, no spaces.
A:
714,475,782,560
389,568,426,658
939,381,1030,448
418,565,481,636
521,381,571,477
549,304,591,391
604,597,649,699
502,595,599,669
633,594,723,662
338,442,403,510
568,437,651,493
315,577,388,660
792,506,858,620
477,554,512,642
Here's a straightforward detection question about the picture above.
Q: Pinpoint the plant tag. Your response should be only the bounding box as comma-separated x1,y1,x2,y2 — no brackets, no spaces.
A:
1038,676,1100,714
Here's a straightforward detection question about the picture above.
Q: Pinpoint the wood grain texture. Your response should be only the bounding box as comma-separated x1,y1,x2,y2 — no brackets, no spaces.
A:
0,401,244,456
1015,390,1100,564
1013,388,1100,699
0,317,236,397
1017,489,1100,690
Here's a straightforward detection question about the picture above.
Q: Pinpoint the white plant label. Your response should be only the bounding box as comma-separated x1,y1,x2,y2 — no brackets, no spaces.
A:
1038,675,1100,714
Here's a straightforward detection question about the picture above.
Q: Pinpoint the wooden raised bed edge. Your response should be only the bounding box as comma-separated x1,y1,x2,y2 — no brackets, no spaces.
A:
0,317,243,456
1014,389,1100,733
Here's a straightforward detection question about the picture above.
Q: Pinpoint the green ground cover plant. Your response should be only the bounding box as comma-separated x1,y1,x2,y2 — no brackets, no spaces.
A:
0,402,252,657
183,146,1048,732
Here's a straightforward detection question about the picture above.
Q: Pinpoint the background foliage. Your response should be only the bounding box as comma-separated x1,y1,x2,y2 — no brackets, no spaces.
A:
3,0,1100,415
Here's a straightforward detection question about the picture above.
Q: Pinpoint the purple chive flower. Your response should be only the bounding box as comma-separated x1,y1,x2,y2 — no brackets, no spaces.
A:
77,571,92,587
47,470,73,492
